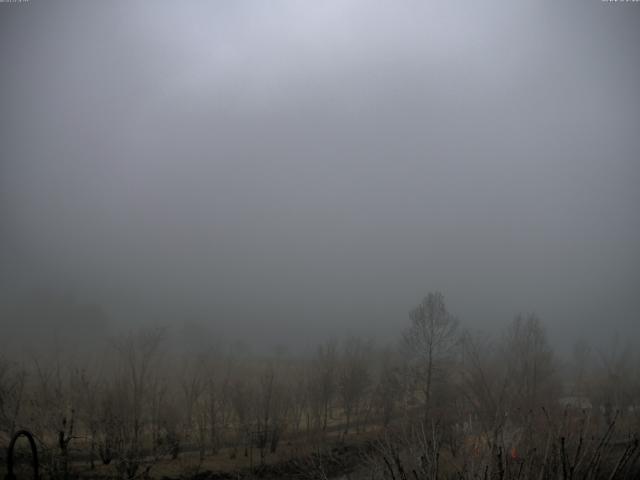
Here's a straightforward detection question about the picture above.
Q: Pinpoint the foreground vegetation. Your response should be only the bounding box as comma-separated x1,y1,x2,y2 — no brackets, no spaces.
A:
1,293,639,479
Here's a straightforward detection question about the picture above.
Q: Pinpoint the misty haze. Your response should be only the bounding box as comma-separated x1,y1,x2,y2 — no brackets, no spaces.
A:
1,1,639,479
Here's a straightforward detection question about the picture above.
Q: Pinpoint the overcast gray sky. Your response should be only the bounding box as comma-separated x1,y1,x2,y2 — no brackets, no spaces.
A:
1,0,639,352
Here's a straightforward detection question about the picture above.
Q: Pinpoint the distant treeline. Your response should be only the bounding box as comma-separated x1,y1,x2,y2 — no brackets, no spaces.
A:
0,292,638,479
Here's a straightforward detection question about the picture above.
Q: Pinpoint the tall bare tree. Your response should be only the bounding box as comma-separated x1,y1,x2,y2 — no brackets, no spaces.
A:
403,292,459,421
111,327,165,479
502,314,556,414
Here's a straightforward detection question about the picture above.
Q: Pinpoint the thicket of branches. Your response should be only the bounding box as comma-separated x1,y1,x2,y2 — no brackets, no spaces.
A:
1,292,639,479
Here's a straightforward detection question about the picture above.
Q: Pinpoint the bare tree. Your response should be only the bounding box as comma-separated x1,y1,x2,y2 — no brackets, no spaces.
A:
403,292,459,421
0,357,26,441
287,366,308,435
229,376,253,459
309,339,338,432
372,350,403,428
571,339,592,395
73,368,101,469
179,354,206,447
502,314,557,414
203,356,232,455
27,353,80,480
596,335,635,423
460,330,512,451
338,337,371,435
110,327,165,479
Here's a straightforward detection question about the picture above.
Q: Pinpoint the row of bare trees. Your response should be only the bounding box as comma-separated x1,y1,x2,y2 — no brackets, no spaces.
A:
1,292,639,479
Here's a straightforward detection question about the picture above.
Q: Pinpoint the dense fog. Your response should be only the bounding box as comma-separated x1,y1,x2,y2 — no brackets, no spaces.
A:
1,2,640,479
1,1,639,354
